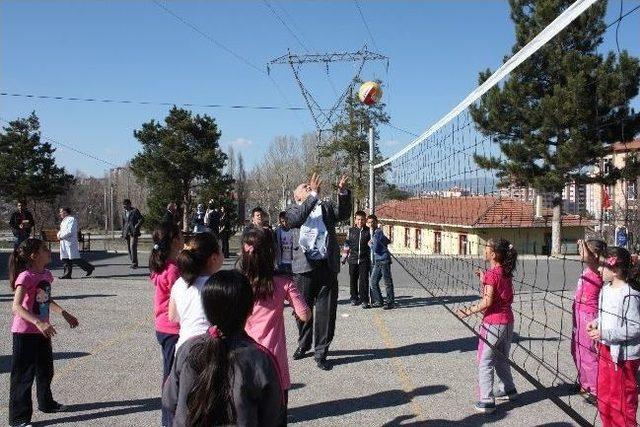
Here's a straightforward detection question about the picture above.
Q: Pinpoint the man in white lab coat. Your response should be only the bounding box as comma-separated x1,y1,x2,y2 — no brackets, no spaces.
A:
57,207,95,279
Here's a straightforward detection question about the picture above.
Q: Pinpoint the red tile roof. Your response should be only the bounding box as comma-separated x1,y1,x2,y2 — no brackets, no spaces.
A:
375,196,590,228
611,139,640,152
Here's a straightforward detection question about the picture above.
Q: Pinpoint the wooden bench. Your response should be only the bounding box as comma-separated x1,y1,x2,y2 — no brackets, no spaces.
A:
40,228,91,252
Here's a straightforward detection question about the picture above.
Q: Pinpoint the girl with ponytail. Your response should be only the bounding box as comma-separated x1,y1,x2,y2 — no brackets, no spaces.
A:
240,228,310,414
149,222,183,427
168,232,224,351
162,270,283,427
456,238,517,414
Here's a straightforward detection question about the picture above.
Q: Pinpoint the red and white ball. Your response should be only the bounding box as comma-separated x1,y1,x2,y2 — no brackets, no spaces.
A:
358,81,383,105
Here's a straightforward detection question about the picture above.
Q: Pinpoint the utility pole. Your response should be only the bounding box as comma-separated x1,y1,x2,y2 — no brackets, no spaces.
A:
369,126,375,214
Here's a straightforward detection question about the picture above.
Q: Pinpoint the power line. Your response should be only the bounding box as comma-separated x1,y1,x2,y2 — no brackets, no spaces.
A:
150,0,309,127
353,0,379,52
0,116,120,168
0,92,311,111
262,0,309,53
151,0,265,74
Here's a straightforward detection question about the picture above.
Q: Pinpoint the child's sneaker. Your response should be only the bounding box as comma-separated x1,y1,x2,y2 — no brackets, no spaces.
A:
474,401,496,413
495,389,518,402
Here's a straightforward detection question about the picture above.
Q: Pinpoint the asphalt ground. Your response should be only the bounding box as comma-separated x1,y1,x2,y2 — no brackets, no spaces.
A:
0,249,588,426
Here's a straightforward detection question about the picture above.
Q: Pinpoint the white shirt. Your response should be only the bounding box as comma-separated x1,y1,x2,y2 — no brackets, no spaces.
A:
171,275,211,350
600,284,625,338
299,202,328,260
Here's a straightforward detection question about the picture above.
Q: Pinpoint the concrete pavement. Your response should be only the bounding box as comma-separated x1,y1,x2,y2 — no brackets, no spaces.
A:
0,251,586,426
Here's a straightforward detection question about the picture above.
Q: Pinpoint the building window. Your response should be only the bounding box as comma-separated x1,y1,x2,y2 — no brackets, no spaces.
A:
415,229,422,250
459,234,468,255
434,231,442,254
388,225,394,241
404,227,410,248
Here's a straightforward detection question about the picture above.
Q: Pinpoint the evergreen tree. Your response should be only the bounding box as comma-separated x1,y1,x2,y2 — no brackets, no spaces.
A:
470,0,640,254
0,112,75,204
130,107,232,229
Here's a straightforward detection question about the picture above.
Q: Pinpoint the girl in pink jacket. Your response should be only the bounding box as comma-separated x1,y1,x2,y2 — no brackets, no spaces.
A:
571,238,606,403
240,228,311,416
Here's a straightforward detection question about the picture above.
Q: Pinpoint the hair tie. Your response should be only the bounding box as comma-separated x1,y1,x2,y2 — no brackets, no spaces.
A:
243,243,255,254
605,256,619,267
208,325,223,339
153,244,160,251
508,244,514,250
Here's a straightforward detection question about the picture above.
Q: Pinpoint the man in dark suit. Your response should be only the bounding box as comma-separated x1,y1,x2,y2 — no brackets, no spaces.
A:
121,199,144,269
162,202,178,227
9,201,35,250
286,173,350,370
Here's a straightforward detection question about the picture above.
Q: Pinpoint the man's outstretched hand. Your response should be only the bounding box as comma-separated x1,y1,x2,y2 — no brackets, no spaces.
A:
309,173,323,194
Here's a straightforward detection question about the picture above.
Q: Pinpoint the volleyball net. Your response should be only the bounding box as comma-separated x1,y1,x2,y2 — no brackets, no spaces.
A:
373,0,640,425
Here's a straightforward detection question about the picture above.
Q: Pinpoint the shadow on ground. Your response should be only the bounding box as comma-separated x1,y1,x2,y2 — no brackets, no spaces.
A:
337,295,480,308
378,384,578,426
35,397,161,425
289,385,448,423
0,352,90,374
0,251,134,281
330,333,558,366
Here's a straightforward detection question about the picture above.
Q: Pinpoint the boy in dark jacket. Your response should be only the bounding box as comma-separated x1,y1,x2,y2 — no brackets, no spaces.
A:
345,211,372,307
367,214,395,310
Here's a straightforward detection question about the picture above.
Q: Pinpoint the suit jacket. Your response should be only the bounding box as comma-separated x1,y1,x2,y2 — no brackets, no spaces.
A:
122,208,144,238
285,191,351,274
9,210,34,238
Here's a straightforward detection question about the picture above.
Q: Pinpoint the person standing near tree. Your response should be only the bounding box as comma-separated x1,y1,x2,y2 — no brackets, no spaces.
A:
218,205,231,258
57,207,94,279
9,201,35,250
162,202,178,228
121,199,144,269
204,201,220,239
286,173,350,371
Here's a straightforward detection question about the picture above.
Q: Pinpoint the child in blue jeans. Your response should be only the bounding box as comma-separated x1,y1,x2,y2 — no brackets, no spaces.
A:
366,215,395,310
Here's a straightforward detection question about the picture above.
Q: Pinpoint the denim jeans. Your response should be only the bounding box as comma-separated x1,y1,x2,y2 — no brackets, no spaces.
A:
370,261,394,305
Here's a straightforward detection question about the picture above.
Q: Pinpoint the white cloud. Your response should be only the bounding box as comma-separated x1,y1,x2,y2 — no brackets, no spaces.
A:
226,137,253,150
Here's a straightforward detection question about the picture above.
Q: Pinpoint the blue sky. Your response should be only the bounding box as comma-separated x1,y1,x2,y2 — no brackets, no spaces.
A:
1,1,638,177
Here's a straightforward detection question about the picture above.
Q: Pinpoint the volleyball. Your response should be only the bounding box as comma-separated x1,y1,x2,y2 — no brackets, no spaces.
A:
358,81,382,105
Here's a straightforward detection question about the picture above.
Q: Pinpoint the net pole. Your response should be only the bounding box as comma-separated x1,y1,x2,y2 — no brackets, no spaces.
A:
369,125,375,214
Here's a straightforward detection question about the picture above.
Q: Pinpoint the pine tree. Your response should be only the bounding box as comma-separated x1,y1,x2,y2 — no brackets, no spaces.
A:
470,0,640,254
0,112,75,204
130,107,233,229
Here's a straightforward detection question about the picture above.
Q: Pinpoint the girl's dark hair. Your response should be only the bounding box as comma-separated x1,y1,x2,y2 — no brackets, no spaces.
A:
240,228,275,301
486,238,518,278
149,222,181,273
584,239,607,259
605,246,640,291
9,239,47,290
186,270,254,426
178,232,220,286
